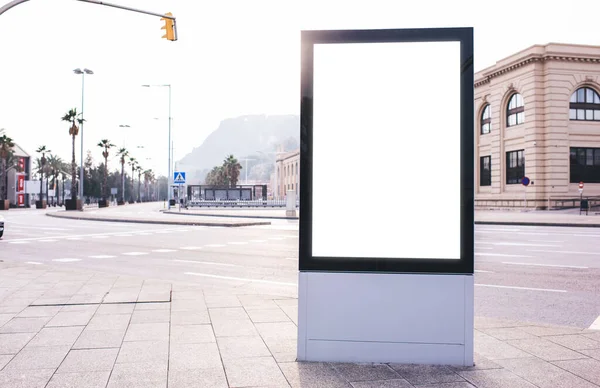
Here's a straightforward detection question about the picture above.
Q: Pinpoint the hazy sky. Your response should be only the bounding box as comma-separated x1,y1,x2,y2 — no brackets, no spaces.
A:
1,0,599,176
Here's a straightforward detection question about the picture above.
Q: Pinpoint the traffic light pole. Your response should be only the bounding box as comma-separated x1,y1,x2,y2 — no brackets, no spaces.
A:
1,0,177,32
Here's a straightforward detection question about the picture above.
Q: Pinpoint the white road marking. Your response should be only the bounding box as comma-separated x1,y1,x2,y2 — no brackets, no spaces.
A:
8,241,29,244
475,270,494,273
574,234,600,237
228,242,248,245
136,233,152,236
268,237,285,240
89,255,116,259
53,258,82,262
477,228,521,232
185,272,297,286
122,252,148,256
475,283,566,293
205,244,226,248
250,240,267,243
92,236,109,239
67,238,82,241
39,240,57,243
528,249,600,255
0,228,184,243
476,247,494,250
475,253,534,258
180,246,202,250
502,262,588,269
26,261,43,265
494,242,561,247
589,315,600,331
529,240,564,243
173,260,237,267
117,234,133,237
152,249,177,253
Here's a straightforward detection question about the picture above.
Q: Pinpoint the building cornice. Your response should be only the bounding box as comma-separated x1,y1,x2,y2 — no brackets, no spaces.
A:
474,50,600,88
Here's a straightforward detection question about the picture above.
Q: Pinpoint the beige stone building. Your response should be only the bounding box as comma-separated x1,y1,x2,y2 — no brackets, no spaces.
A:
271,148,300,199
475,43,600,209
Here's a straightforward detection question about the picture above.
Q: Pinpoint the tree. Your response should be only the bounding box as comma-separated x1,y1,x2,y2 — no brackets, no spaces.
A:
128,157,137,202
223,155,242,187
0,134,15,201
36,146,51,204
117,148,128,203
61,108,84,199
144,169,154,201
136,165,143,202
97,139,115,200
47,154,64,204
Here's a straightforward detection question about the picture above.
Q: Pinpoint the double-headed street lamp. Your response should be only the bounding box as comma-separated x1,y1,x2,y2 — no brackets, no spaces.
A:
73,68,93,201
142,84,172,209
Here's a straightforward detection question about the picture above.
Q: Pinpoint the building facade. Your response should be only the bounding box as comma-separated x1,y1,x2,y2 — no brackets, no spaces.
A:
6,143,32,207
273,148,299,199
475,43,600,209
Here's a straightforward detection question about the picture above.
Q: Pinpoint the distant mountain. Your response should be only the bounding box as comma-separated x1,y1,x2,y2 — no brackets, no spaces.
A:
176,114,299,184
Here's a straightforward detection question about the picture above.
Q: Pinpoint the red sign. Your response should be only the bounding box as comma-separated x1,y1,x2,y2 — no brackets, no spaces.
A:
579,182,584,189
17,194,24,207
17,175,24,192
18,157,25,172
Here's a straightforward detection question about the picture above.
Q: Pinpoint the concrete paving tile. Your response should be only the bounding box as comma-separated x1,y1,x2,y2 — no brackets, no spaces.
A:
274,298,298,307
103,293,139,304
96,304,135,315
412,383,475,388
33,297,72,305
46,310,95,327
255,322,297,340
279,361,352,388
59,304,99,313
130,309,170,324
581,331,600,342
280,305,298,325
205,295,242,308
169,342,222,371
333,363,400,382
27,326,84,347
168,367,228,388
552,358,600,385
263,338,297,355
46,371,111,388
171,299,207,312
116,341,169,364
223,356,289,387
0,317,51,333
171,311,210,325
478,327,537,341
172,291,205,301
4,345,70,370
545,334,600,350
73,329,126,349
247,308,292,323
579,348,600,361
209,307,249,322
507,337,589,361
107,361,167,388
0,313,15,326
134,302,170,311
457,369,538,388
137,292,171,303
0,368,55,388
0,305,27,314
473,317,524,329
496,356,598,388
0,332,36,354
390,364,464,385
474,332,534,360
240,299,281,311
87,314,131,331
16,306,62,318
0,354,14,369
352,379,415,388
170,324,215,343
450,353,503,372
58,348,119,373
519,325,585,337
213,318,258,337
273,351,298,363
217,335,271,360
124,322,169,342
67,295,105,304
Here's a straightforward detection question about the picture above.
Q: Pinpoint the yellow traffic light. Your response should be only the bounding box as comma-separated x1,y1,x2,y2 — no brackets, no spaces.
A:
161,12,176,41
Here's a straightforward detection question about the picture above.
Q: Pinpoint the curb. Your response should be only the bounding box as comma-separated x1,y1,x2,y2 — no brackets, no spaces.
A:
474,221,600,228
162,210,299,220
45,212,272,227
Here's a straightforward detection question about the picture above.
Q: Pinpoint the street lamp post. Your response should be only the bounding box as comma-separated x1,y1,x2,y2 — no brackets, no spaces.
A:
73,68,93,202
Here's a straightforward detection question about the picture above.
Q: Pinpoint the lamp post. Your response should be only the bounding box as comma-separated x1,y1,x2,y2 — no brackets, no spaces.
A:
142,84,171,209
73,68,93,202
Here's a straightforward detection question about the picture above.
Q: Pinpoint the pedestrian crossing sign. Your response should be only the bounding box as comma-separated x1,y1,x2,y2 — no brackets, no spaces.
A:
173,171,186,184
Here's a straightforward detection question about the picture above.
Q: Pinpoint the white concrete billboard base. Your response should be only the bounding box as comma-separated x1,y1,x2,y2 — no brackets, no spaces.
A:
297,271,474,366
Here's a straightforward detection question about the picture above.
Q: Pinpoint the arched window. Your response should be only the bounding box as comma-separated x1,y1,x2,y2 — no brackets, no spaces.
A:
506,93,524,127
481,104,491,134
570,87,600,121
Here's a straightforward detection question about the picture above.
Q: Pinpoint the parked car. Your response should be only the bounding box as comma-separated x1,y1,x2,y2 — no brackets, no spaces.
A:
0,214,4,239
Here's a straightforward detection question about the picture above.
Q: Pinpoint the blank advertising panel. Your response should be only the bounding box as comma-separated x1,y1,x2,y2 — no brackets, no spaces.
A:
299,28,474,274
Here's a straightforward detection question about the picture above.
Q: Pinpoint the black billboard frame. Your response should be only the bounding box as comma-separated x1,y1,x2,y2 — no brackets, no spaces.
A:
299,27,474,274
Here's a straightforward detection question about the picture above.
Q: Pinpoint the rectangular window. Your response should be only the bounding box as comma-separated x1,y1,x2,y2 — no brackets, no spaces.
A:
506,150,525,184
570,147,600,183
480,156,491,186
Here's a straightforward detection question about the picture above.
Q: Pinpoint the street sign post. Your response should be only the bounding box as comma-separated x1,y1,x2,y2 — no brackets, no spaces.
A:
173,172,186,184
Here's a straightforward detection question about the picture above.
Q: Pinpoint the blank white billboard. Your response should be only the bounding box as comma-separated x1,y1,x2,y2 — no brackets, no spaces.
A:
311,41,461,260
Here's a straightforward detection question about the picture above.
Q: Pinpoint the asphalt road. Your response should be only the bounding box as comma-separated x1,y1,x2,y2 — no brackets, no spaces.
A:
1,208,599,330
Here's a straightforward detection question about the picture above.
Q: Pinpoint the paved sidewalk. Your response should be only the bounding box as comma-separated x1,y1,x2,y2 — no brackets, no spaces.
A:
475,209,600,227
1,261,600,388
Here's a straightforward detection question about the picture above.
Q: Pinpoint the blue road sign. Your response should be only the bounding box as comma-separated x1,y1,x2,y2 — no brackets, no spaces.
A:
522,176,530,186
173,171,186,184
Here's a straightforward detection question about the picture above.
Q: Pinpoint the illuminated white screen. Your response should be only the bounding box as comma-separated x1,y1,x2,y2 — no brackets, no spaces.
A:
311,41,461,259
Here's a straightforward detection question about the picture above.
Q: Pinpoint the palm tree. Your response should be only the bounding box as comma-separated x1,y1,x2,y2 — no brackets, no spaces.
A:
128,157,136,202
223,155,242,187
0,134,15,206
36,146,51,207
143,169,153,201
61,108,84,199
136,165,143,202
47,154,63,206
116,148,128,203
97,139,115,201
